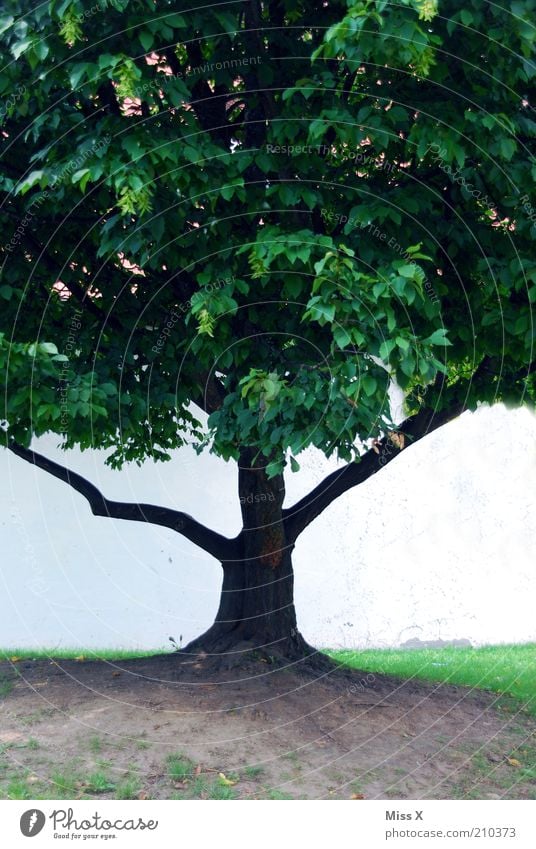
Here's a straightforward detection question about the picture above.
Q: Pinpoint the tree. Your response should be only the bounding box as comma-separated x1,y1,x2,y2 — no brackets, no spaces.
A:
1,0,534,663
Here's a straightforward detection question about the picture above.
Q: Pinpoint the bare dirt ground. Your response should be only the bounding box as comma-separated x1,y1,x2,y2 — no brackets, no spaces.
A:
1,653,535,800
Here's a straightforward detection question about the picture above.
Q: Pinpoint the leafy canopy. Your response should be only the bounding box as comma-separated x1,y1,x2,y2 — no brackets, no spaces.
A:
0,0,534,476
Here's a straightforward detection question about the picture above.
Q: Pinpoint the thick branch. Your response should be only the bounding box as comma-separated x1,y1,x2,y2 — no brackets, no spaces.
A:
283,399,466,543
196,370,226,414
8,441,238,562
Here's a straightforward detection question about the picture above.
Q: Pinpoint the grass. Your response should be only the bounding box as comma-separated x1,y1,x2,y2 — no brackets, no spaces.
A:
243,765,265,779
88,736,103,754
208,780,237,800
0,676,14,698
0,767,142,801
49,770,81,799
263,788,293,800
187,775,210,798
330,643,536,717
6,778,33,800
85,771,116,793
115,778,141,800
0,648,158,662
450,740,536,800
166,753,195,782
168,773,237,800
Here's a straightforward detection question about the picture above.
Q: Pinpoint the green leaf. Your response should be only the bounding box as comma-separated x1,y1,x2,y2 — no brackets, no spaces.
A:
138,30,154,51
38,342,59,355
69,63,92,89
400,352,416,377
333,325,352,349
11,38,33,60
266,459,283,478
499,138,516,160
165,14,187,27
379,339,396,360
71,168,91,192
398,264,416,278
362,374,377,396
312,302,336,323
100,383,117,396
18,170,47,195
426,328,452,346
0,15,14,37
98,53,120,70
373,281,387,299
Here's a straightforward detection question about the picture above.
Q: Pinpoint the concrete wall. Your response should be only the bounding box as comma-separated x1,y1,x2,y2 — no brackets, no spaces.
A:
1,403,535,651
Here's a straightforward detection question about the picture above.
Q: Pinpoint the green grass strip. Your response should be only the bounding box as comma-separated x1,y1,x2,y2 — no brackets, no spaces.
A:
329,643,536,717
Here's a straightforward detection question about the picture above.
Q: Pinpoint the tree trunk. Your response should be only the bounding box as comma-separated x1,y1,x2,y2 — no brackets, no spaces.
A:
183,449,313,663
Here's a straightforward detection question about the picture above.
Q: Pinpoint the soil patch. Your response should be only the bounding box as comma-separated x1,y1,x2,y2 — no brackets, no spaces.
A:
1,653,535,800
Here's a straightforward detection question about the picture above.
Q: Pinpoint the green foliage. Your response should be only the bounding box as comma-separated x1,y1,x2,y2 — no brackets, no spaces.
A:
331,643,536,718
0,0,533,474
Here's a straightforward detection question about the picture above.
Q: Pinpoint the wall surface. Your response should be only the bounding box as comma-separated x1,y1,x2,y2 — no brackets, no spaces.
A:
1,403,535,651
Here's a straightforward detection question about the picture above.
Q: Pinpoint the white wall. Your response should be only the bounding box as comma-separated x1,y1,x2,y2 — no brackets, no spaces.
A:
1,403,535,651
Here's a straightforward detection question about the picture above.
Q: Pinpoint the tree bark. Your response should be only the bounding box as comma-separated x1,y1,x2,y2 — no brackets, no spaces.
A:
183,449,313,662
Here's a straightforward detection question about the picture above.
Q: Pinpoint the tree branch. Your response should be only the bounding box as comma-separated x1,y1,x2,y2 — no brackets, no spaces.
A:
8,441,239,563
194,370,226,414
282,398,466,543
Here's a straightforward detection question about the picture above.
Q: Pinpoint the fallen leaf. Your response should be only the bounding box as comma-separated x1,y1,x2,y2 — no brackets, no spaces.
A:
507,758,521,767
111,671,121,677
10,656,21,662
351,793,365,799
138,790,149,800
74,655,85,662
218,772,237,786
